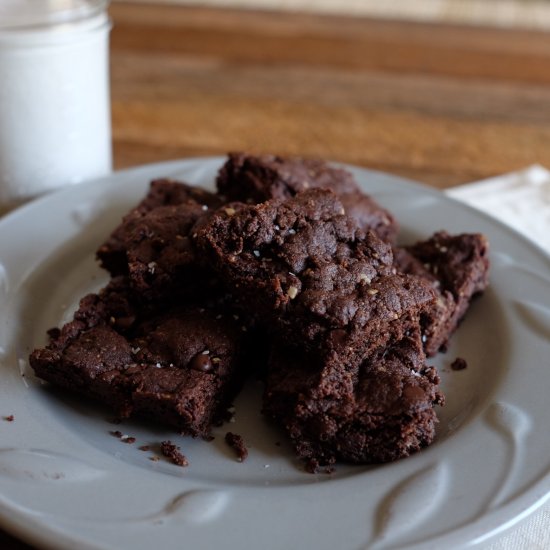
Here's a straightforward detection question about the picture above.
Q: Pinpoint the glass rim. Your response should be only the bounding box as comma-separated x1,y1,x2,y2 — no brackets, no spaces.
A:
0,0,110,32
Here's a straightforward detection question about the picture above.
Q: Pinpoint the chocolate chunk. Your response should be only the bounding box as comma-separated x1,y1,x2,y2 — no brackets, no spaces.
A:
190,353,213,372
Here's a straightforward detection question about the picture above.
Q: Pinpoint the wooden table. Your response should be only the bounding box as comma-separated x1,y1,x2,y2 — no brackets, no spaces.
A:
2,2,550,548
109,2,550,190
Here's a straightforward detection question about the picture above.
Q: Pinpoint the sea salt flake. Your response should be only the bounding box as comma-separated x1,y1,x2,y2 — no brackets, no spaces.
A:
358,274,371,285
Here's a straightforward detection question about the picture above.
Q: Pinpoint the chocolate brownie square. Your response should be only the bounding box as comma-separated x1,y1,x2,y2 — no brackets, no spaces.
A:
196,188,434,362
216,153,398,242
122,202,218,301
97,179,223,277
263,327,443,470
217,152,360,201
29,278,246,437
394,231,489,355
97,180,226,301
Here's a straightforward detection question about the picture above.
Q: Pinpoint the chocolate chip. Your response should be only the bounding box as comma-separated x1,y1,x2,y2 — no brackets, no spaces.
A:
111,315,136,330
189,353,213,372
402,385,426,402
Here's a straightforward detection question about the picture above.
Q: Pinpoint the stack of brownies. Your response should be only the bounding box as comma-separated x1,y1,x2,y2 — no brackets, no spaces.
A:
30,153,489,471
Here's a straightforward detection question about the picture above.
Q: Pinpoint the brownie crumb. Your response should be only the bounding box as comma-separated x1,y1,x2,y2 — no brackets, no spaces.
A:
305,458,335,474
161,440,189,467
110,430,123,438
138,445,150,452
149,456,160,462
3,415,14,422
451,357,468,371
225,432,248,462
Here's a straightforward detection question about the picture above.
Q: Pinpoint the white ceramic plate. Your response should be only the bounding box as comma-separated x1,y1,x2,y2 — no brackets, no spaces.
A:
1,158,549,550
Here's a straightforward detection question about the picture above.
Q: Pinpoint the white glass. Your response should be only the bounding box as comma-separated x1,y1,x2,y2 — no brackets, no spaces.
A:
0,0,112,213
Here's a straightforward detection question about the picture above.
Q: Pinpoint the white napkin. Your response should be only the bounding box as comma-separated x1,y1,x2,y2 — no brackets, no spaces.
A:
446,166,550,550
447,165,550,254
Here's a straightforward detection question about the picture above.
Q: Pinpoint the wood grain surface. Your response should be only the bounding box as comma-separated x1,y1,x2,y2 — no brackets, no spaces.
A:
3,3,550,548
110,3,550,189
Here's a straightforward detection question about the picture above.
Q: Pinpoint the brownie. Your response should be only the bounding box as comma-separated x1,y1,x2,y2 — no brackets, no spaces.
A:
122,202,219,301
216,152,398,242
97,179,223,278
217,152,360,201
29,277,247,437
196,188,435,362
394,231,489,355
263,327,443,469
